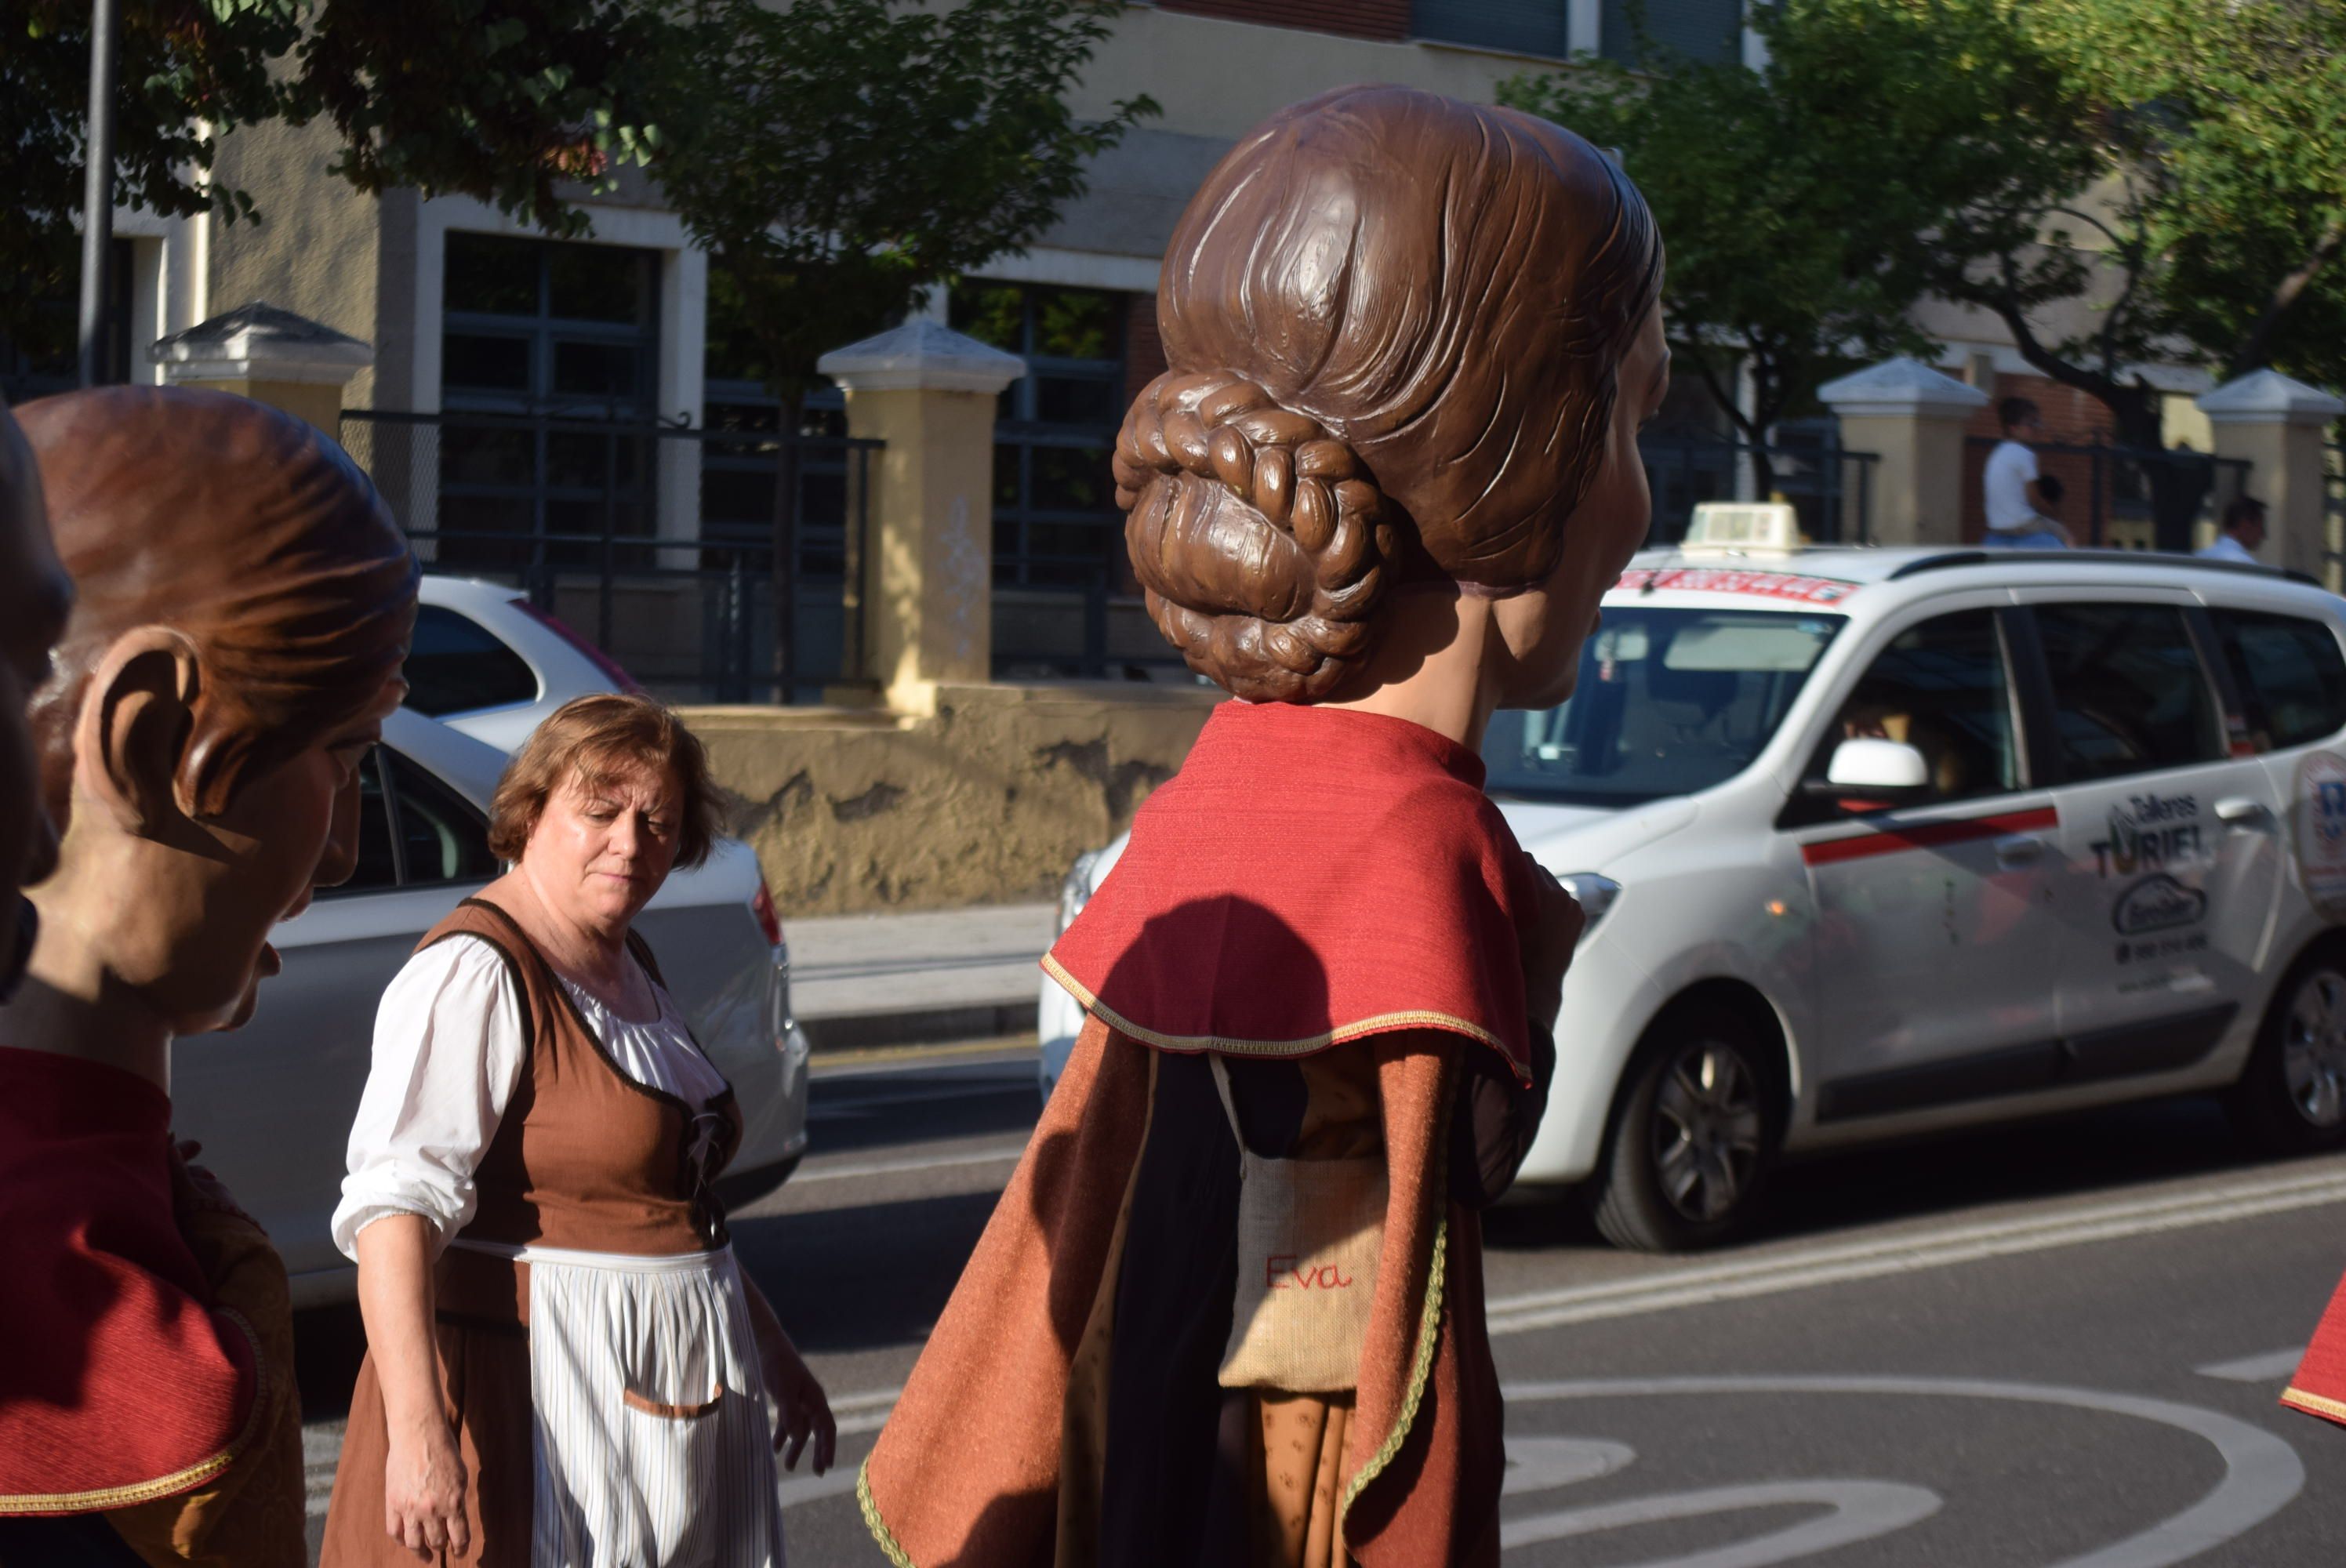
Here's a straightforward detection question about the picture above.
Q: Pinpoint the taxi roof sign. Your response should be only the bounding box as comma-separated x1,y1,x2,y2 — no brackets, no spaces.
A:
1682,501,1802,553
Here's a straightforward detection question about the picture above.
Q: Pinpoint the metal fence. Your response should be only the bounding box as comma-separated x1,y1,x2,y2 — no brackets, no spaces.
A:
1962,437,2250,552
340,408,880,703
1639,428,1879,545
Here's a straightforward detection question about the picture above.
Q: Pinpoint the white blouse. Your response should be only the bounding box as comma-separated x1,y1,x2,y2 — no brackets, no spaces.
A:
332,935,730,1260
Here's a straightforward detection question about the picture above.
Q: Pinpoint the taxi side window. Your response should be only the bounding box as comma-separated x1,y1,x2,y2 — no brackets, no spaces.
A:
2210,608,2346,752
1817,609,2019,803
2035,604,2225,782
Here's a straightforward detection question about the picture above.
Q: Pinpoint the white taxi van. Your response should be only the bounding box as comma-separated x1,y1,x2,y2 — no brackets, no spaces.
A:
1041,529,2346,1251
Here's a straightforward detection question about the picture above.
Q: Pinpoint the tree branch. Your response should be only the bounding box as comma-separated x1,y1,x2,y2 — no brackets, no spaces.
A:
2228,212,2346,379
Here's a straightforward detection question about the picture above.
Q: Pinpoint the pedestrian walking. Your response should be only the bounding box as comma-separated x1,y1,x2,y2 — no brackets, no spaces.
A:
0,389,418,1567
325,693,833,1567
1981,397,2072,548
2195,495,2268,564
859,85,1661,1566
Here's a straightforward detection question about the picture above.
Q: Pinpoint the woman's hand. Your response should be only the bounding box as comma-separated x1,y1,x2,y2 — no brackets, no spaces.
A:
383,1413,469,1561
1520,858,1588,1033
761,1335,838,1475
746,1279,836,1474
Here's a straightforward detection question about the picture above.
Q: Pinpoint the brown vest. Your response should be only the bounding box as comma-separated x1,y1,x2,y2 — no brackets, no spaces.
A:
421,898,743,1331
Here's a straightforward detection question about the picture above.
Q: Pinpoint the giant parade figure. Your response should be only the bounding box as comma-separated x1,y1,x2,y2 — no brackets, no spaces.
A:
859,85,1669,1566
0,387,418,1566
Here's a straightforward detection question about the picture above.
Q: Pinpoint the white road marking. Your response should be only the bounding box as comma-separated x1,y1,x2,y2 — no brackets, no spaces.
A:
790,1142,1029,1184
1501,1479,1943,1563
2195,1347,2308,1382
1505,1376,2304,1568
1502,1436,1637,1494
1487,1169,2346,1336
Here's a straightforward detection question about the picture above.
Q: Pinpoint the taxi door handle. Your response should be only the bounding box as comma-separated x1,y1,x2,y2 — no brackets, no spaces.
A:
2214,797,2276,832
1994,834,2046,866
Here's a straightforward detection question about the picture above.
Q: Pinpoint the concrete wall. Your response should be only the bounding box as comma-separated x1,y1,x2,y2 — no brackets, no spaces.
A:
207,117,386,408
682,681,1219,916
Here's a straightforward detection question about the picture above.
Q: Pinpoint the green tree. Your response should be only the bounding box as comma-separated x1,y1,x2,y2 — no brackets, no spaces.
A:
1500,0,2086,498
658,0,1152,412
3,0,673,361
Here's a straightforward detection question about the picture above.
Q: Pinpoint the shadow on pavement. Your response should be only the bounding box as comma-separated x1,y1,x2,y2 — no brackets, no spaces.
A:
732,1189,1005,1356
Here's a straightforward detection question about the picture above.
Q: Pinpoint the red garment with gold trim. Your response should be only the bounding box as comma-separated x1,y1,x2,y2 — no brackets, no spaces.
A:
0,1047,256,1512
1044,700,1539,1083
2283,1269,2346,1428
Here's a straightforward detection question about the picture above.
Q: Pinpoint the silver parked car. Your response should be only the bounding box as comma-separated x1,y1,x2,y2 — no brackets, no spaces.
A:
170,707,812,1305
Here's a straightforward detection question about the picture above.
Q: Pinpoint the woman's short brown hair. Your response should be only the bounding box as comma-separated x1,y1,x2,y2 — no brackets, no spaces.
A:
488,693,723,869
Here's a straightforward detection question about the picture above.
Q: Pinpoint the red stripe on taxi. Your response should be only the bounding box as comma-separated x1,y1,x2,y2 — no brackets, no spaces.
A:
1801,805,2061,868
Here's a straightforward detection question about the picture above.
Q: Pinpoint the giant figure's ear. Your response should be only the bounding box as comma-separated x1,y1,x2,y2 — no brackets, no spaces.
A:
71,626,203,838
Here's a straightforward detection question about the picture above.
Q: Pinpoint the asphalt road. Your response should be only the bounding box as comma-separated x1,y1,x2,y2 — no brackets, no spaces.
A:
296,1046,2346,1565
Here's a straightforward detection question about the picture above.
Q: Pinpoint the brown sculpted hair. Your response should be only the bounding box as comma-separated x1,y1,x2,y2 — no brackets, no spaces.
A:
20,387,419,826
488,692,721,869
1117,85,1664,700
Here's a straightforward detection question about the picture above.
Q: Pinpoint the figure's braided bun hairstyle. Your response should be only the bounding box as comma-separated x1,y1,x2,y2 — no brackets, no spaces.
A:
1119,85,1663,702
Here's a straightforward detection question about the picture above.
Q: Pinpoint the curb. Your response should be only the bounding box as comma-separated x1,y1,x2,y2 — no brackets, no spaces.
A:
800,1000,1036,1054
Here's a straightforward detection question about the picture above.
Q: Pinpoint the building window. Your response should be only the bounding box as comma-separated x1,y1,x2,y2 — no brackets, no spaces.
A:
701,271,848,576
948,281,1128,589
1411,0,1572,58
436,233,660,568
1600,0,1744,67
0,238,135,402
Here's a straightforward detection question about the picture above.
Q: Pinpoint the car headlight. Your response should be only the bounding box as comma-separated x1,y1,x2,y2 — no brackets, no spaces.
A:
1059,849,1102,935
1557,872,1622,933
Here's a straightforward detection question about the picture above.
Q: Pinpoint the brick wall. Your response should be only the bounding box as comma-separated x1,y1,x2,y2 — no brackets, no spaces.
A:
1156,0,1411,42
1956,371,2116,543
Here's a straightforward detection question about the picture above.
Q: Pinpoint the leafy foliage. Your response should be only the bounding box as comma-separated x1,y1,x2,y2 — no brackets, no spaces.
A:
657,0,1153,403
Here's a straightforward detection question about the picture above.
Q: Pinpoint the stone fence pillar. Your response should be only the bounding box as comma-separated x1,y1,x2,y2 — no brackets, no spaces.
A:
818,321,1026,713
1818,357,1988,546
2197,369,2345,584
149,301,372,437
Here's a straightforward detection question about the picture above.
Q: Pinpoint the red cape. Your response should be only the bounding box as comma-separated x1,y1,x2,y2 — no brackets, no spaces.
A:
0,1047,258,1512
1044,699,1538,1083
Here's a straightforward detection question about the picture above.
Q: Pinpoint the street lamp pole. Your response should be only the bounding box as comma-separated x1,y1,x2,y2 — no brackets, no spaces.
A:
77,0,121,389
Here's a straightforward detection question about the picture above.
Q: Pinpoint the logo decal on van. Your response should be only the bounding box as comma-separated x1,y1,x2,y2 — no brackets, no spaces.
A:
2112,873,2207,935
1615,567,1860,604
2296,753,2346,921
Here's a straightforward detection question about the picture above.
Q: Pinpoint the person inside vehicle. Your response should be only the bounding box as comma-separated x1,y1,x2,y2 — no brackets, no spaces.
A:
326,692,833,1567
0,387,418,1566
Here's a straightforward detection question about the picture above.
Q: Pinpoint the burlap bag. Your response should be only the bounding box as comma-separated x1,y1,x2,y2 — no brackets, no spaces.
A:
1210,1057,1386,1392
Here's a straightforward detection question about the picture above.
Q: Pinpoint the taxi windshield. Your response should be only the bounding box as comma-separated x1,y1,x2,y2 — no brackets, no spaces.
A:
1484,606,1846,806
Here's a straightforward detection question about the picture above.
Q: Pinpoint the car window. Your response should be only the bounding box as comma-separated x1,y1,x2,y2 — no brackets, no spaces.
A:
2035,603,2225,782
340,749,400,894
1483,607,1844,807
403,603,539,717
2211,608,2346,752
1812,608,2020,804
384,749,500,886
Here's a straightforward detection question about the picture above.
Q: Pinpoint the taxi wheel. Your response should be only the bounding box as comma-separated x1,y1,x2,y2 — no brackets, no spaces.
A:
2228,944,2346,1156
1592,1007,1778,1252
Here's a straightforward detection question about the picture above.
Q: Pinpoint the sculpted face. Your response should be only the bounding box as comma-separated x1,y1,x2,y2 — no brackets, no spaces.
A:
519,757,685,938
1491,303,1672,710
0,408,71,999
19,387,417,1036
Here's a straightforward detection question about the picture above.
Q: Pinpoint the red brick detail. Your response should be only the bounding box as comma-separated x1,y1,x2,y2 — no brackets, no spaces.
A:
1157,0,1409,42
1124,291,1167,408
1956,372,2121,543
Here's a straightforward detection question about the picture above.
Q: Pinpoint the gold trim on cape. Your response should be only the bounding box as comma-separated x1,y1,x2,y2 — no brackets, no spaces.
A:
2,1309,267,1514
2282,1385,2346,1423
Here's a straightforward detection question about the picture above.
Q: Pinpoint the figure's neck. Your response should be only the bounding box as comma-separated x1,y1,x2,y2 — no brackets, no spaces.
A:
0,907,173,1091
1319,584,1500,752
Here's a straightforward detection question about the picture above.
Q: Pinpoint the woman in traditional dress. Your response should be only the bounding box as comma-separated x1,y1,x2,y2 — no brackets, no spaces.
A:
0,387,419,1566
325,693,833,1566
859,85,1667,1566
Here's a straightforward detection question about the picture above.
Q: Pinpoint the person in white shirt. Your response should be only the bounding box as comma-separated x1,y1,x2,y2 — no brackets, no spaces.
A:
2195,495,2267,565
1980,397,2071,548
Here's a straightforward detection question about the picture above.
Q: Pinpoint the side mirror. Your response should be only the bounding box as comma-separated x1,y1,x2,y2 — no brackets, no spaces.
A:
1803,737,1931,802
